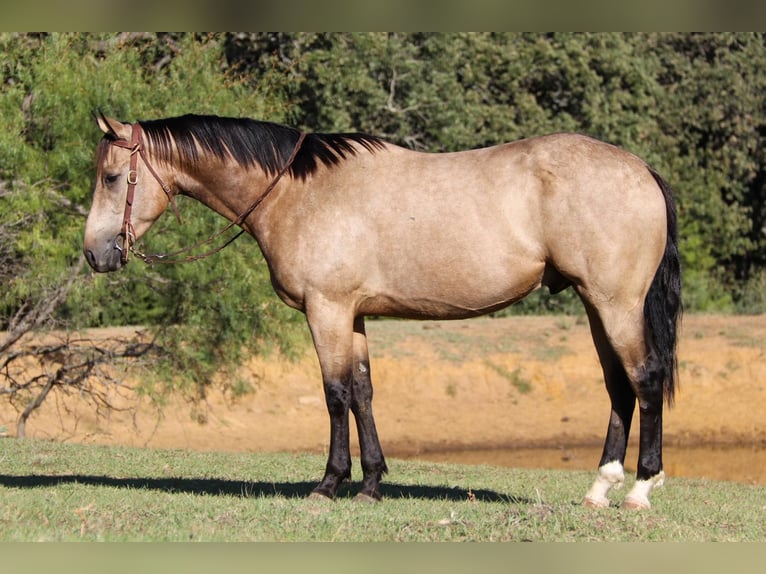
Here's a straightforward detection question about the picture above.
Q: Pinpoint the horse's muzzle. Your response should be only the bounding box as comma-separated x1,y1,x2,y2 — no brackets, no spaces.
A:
83,238,125,273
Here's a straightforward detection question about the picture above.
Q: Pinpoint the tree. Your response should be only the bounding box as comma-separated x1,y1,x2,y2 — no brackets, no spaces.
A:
1,33,304,436
645,33,766,311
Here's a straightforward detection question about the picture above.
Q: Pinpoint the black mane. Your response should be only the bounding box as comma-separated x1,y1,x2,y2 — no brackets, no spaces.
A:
136,114,385,180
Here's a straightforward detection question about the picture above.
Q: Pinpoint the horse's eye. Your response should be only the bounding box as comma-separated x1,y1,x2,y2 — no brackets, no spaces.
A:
104,173,120,185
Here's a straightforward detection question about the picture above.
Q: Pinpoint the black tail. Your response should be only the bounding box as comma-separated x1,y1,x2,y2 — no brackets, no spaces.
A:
644,168,682,405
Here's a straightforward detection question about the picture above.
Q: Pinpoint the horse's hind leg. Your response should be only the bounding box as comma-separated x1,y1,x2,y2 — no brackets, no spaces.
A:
581,305,635,508
350,317,388,502
581,300,666,509
622,352,666,510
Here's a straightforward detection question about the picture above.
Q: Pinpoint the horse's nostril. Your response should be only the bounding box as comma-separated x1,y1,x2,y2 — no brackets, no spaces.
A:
84,249,98,270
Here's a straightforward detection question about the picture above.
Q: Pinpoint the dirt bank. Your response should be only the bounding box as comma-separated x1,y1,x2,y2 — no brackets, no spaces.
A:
3,315,764,464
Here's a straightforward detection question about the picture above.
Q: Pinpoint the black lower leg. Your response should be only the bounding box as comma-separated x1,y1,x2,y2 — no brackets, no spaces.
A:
599,364,635,468
636,360,665,480
636,403,663,480
351,359,388,500
312,377,352,499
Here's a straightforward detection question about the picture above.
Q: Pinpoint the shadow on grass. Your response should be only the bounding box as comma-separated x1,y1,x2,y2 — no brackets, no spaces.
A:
0,474,528,503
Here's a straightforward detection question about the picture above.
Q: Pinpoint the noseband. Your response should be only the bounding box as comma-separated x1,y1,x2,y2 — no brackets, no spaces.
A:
108,123,305,265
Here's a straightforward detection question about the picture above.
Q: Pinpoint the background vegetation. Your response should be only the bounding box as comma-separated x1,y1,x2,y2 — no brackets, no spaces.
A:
2,33,765,412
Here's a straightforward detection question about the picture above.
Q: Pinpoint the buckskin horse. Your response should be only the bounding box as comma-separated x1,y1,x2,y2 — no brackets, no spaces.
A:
83,113,681,509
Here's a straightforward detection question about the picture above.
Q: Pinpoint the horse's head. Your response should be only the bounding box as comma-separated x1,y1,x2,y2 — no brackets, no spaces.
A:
83,114,173,272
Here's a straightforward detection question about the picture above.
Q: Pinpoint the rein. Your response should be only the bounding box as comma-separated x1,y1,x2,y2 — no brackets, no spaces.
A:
110,124,305,265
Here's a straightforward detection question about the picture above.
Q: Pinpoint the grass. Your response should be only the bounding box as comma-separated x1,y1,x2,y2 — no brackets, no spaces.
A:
366,318,520,361
484,360,532,394
1,439,764,541
721,327,765,349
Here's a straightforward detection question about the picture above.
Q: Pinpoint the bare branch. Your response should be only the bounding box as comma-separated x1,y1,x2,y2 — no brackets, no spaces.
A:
1,248,161,438
385,67,420,116
0,258,85,355
2,327,161,438
16,375,53,439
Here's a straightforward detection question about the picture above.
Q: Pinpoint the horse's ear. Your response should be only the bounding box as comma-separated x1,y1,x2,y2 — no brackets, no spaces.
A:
94,111,131,140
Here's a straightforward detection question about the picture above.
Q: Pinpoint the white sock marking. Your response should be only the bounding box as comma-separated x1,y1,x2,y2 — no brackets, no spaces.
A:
623,471,665,509
583,460,625,507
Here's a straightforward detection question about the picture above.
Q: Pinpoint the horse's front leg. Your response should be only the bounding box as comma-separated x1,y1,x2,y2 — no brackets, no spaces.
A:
306,300,355,500
350,317,388,502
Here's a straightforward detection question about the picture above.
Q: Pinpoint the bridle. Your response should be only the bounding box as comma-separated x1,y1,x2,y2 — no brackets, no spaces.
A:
109,124,179,264
107,123,305,265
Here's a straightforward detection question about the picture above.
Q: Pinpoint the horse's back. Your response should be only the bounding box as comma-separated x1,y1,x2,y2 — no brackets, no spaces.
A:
367,133,668,287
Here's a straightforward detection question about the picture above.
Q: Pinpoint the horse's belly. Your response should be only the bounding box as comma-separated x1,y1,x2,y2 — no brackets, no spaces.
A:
359,258,545,319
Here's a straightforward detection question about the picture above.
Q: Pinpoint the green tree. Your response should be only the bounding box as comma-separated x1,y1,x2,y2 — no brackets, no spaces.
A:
1,33,304,434
645,33,766,311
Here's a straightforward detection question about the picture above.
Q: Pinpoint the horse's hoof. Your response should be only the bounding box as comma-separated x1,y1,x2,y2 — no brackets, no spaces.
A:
353,492,380,504
621,496,650,510
308,491,334,502
582,496,610,509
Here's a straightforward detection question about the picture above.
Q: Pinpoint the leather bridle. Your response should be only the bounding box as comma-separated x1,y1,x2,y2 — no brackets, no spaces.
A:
107,123,305,265
109,123,180,264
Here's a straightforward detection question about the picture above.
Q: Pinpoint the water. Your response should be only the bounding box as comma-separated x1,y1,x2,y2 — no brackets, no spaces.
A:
402,444,766,485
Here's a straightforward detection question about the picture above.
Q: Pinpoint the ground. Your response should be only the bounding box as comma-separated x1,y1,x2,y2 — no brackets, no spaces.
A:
2,314,764,484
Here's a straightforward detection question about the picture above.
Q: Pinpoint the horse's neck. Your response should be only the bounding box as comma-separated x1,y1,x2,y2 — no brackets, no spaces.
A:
178,162,289,235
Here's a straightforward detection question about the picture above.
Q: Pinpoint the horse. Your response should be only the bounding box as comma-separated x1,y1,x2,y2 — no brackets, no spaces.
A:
83,113,681,509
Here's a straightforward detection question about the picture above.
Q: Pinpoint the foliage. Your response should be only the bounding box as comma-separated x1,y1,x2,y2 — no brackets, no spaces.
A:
0,33,303,414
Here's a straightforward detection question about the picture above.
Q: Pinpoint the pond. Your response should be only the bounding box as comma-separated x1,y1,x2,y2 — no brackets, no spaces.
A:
402,444,766,485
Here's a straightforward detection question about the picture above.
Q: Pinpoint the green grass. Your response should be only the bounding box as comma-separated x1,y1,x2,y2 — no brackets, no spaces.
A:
366,318,520,361
484,360,532,394
1,438,764,541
